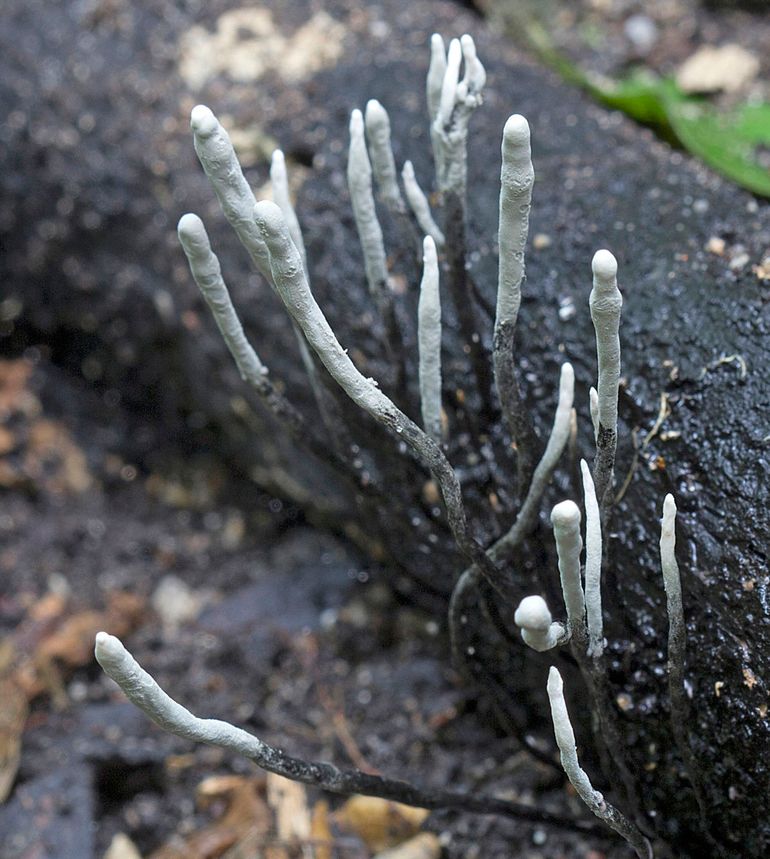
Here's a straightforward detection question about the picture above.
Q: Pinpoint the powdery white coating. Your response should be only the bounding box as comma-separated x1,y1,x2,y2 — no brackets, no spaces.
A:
427,34,447,182
190,105,271,279
660,494,682,617
496,114,534,331
551,500,585,636
589,386,599,441
514,595,565,652
95,631,272,759
581,459,603,657
418,236,443,442
177,214,267,382
490,362,575,558
364,100,404,212
347,109,391,310
254,200,396,421
590,249,622,433
547,667,605,810
270,150,307,273
402,161,445,246
432,35,485,197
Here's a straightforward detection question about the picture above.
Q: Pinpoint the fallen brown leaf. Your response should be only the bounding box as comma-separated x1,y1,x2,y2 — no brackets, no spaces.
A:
333,796,429,853
372,833,441,859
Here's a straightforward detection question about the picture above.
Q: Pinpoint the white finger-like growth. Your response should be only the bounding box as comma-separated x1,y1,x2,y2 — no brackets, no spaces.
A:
459,33,486,97
427,33,447,180
348,109,392,319
418,236,443,442
514,595,566,652
437,37,462,130
551,500,585,638
590,250,622,433
270,149,307,273
402,161,445,246
581,459,603,657
660,494,682,621
496,114,534,332
365,100,405,213
590,250,622,505
547,668,653,858
491,362,575,558
547,667,602,808
178,214,267,383
190,105,271,280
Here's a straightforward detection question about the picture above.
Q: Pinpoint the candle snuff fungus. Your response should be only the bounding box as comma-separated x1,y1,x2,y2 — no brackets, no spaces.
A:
95,32,711,858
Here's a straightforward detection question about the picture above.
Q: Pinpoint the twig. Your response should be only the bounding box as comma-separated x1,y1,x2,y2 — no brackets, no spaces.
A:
95,633,608,838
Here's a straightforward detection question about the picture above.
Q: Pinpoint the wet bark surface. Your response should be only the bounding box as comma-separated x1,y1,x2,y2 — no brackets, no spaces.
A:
1,0,769,855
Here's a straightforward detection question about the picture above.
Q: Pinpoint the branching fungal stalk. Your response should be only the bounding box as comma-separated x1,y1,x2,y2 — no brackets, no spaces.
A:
547,667,652,859
94,632,604,836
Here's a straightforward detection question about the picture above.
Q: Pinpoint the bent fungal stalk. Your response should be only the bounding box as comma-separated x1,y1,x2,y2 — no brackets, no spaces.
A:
547,668,652,859
96,31,678,853
94,632,603,836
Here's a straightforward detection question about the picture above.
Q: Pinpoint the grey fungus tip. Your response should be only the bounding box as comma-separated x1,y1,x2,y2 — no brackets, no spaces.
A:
559,362,575,396
591,249,618,282
423,234,437,260
551,499,581,528
503,114,530,147
365,99,387,124
177,212,206,244
350,108,364,135
514,595,552,631
94,630,123,665
190,104,218,137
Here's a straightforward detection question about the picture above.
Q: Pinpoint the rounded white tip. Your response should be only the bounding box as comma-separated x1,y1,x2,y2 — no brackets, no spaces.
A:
592,249,617,280
514,595,552,631
663,493,677,517
402,160,414,178
190,105,218,137
551,499,581,529
559,361,575,395
350,109,364,135
271,149,285,168
365,99,387,126
423,235,437,258
177,212,205,242
94,630,123,663
447,37,462,59
430,33,444,51
460,33,476,53
547,664,563,696
503,114,530,146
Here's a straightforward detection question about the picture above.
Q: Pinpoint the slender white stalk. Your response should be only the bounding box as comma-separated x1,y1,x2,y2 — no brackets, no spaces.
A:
547,667,602,808
190,105,272,280
514,595,566,652
581,459,603,657
490,362,575,559
459,34,486,100
402,161,445,246
427,33,447,182
496,114,533,332
660,494,681,617
551,500,585,637
418,236,442,441
436,38,462,131
177,214,267,383
365,100,405,213
590,250,622,435
347,109,391,316
270,149,307,273
589,386,599,442
547,668,652,859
